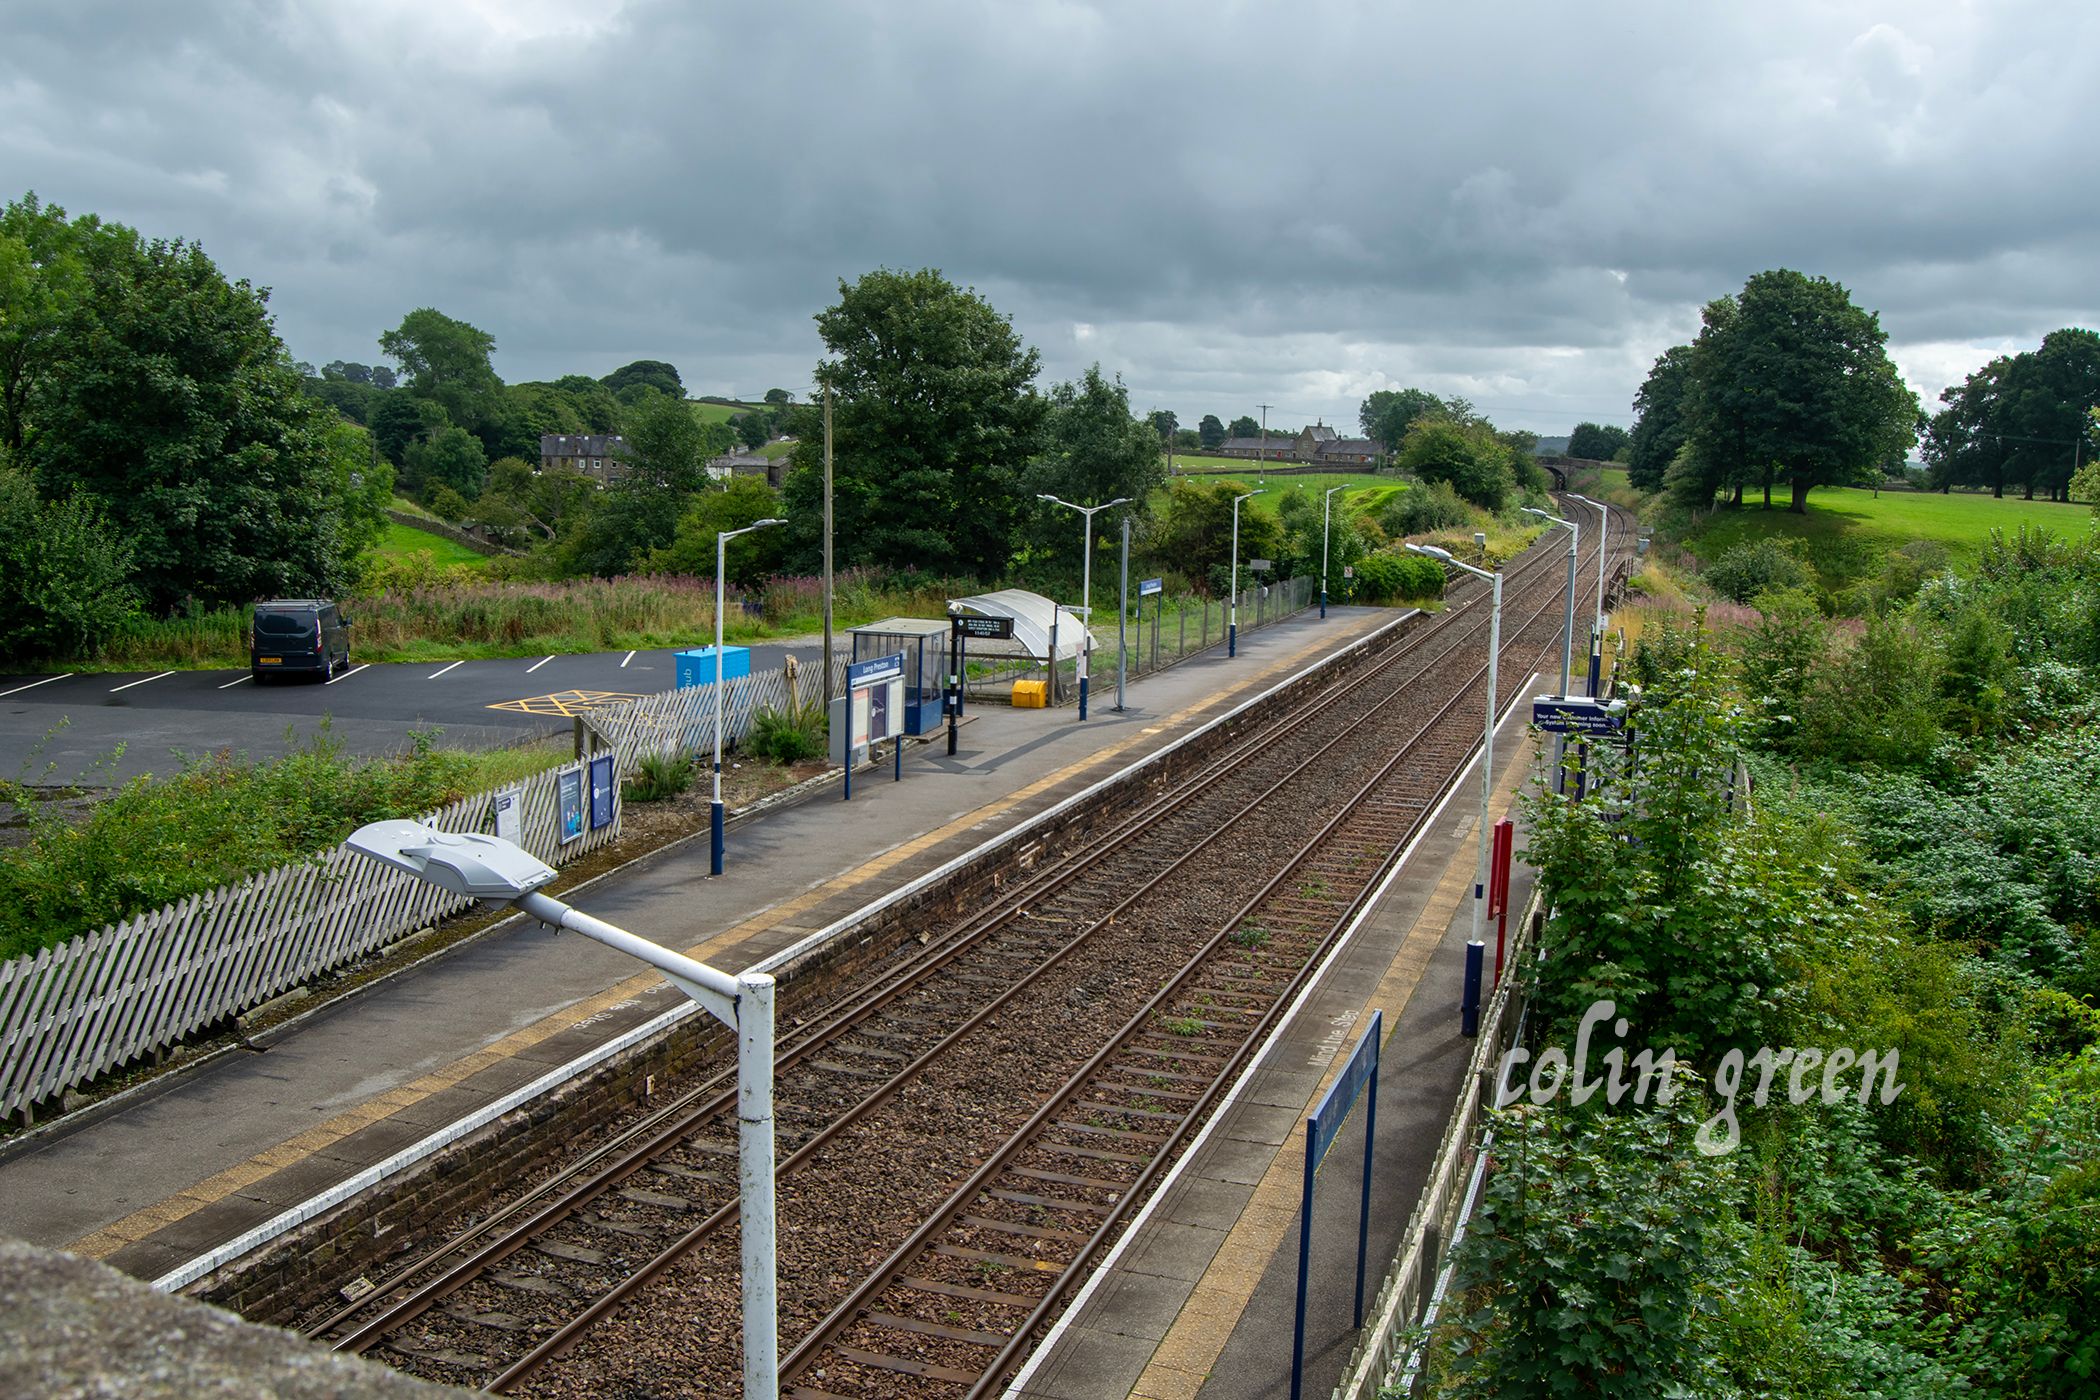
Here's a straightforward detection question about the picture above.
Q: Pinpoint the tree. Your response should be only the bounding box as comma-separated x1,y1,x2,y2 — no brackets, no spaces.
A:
401,424,488,500
1626,345,1693,492
601,359,683,399
779,268,1045,577
763,387,792,406
378,308,505,445
560,390,729,577
1359,387,1445,452
27,228,384,609
1228,414,1259,439
1150,478,1281,590
0,464,140,661
1567,421,1630,461
1397,418,1515,510
1925,330,2100,502
1148,409,1178,442
644,476,790,586
0,193,111,457
370,364,397,390
735,406,774,450
1024,365,1164,572
1198,413,1226,450
322,360,374,385
1684,270,1918,513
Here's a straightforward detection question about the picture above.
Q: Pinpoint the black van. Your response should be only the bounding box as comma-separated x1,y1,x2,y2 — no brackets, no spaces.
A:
251,599,352,683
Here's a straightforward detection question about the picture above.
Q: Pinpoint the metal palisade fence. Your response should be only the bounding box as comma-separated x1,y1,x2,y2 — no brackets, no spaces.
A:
0,656,857,1123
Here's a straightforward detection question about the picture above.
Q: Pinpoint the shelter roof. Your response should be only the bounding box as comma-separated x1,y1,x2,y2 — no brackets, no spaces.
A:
949,589,1095,660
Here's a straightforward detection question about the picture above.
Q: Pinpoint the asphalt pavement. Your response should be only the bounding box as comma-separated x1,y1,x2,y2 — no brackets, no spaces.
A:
0,641,821,785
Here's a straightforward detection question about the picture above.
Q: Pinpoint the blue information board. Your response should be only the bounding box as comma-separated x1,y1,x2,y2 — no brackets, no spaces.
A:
1139,576,1164,598
556,766,585,844
588,753,615,830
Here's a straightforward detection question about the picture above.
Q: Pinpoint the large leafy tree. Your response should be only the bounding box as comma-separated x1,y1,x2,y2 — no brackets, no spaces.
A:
780,268,1045,577
1566,421,1629,461
0,194,114,457
378,307,506,451
1397,417,1515,510
1684,270,1917,513
1359,387,1446,452
26,228,387,609
560,389,731,577
1924,329,2100,501
0,464,140,661
1197,413,1226,450
1625,345,1694,492
601,358,683,399
1228,414,1259,438
1023,364,1164,572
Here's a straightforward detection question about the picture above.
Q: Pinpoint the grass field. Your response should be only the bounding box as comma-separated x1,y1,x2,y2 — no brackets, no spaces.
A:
1155,470,1398,518
371,520,492,570
1685,487,2091,564
689,399,762,426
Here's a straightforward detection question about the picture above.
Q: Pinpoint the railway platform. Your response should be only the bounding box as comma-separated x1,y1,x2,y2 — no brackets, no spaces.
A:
0,605,1401,1288
1010,688,1541,1400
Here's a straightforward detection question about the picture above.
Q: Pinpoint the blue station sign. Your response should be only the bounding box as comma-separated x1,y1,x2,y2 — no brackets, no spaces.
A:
1532,694,1626,735
848,652,905,690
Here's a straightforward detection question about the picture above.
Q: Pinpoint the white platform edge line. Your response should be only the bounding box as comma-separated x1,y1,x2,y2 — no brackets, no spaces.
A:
147,609,1413,1292
1001,670,1540,1399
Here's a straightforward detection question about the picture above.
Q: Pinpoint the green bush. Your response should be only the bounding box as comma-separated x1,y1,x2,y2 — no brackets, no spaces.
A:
748,699,827,764
622,749,693,802
1378,478,1475,536
1348,550,1446,605
1704,536,1811,603
0,465,141,663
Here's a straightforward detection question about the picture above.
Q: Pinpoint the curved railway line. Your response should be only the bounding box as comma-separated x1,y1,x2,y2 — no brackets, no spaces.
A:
303,499,1630,1397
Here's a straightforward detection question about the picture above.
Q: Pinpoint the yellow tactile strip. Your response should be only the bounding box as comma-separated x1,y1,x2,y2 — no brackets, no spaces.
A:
1127,734,1535,1400
69,619,1383,1262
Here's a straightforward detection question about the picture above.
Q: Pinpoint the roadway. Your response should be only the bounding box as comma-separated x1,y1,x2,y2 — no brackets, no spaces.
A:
0,642,822,786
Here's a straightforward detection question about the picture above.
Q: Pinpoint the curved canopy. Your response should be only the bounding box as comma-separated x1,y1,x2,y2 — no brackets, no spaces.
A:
950,589,1096,661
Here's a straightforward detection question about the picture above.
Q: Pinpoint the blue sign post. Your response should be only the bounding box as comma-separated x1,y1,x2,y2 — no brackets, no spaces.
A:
1292,1009,1383,1400
844,652,905,802
587,753,615,830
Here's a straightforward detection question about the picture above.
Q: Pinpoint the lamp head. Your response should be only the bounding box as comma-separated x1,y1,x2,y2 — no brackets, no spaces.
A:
1407,543,1454,561
344,820,556,904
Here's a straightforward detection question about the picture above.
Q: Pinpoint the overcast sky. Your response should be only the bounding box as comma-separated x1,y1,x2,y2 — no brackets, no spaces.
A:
5,0,2096,435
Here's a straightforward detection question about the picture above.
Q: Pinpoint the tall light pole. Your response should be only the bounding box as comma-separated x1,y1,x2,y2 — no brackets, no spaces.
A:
1406,543,1502,959
1321,483,1352,619
344,822,778,1400
1522,506,1580,796
1037,494,1130,720
1257,403,1272,484
821,378,835,717
1567,494,1609,695
714,518,784,875
1230,489,1265,657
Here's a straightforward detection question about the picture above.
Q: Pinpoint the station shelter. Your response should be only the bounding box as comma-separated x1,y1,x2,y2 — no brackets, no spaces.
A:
948,590,1095,705
847,619,949,735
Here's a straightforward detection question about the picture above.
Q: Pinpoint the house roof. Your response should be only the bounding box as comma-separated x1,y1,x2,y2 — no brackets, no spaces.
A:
1218,436,1292,454
1315,437,1380,457
541,434,628,456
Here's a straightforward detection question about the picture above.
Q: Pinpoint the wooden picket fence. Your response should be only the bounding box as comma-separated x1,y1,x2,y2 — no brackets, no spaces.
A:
0,654,860,1123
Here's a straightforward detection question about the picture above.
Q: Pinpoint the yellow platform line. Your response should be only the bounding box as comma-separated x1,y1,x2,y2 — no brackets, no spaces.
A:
72,620,1375,1261
1129,735,1534,1400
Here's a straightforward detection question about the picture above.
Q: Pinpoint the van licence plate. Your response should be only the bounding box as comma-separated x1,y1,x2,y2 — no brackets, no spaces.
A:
259,657,282,665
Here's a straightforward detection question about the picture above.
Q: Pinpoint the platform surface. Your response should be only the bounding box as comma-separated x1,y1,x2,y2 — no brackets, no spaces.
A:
0,606,1398,1286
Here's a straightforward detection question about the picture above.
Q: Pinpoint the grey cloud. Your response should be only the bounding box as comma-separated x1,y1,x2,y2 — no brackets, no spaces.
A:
2,0,2096,430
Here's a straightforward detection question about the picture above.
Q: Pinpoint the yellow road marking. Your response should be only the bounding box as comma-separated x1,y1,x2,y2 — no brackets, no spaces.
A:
1129,733,1535,1400
70,617,1385,1261
487,689,648,717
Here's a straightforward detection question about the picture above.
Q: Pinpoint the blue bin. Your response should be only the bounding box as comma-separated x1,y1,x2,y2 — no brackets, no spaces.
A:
675,646,751,688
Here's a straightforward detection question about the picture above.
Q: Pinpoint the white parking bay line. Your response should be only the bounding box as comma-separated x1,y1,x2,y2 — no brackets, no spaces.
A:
526,655,554,674
217,675,252,689
620,650,636,668
428,660,466,680
325,663,370,686
0,674,73,698
109,671,174,693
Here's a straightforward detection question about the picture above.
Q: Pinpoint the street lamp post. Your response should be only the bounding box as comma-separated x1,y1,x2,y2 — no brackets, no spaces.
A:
1230,489,1265,658
1522,507,1580,795
1037,494,1130,720
713,518,785,875
1406,543,1502,972
1567,494,1609,695
1320,484,1351,619
342,822,779,1400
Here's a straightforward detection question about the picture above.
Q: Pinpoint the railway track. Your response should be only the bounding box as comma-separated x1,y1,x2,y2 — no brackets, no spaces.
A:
305,500,1629,1396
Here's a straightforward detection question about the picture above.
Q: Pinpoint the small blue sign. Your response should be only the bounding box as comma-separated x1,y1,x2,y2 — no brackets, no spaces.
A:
557,766,585,844
1139,577,1164,598
588,753,615,830
848,652,905,689
1308,1010,1382,1169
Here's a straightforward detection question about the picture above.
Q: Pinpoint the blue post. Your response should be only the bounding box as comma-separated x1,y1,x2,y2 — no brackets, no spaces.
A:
1461,940,1484,1037
1319,587,1327,620
1587,646,1602,697
1078,673,1089,720
709,796,724,876
1355,1036,1378,1327
894,731,902,782
1228,621,1238,658
842,700,852,803
1291,1119,1316,1400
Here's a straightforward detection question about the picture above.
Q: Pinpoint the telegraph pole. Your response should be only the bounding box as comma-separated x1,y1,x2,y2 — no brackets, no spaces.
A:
1257,403,1272,483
